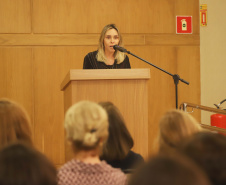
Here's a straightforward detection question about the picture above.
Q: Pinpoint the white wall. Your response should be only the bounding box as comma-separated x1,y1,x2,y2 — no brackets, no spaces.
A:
200,0,226,124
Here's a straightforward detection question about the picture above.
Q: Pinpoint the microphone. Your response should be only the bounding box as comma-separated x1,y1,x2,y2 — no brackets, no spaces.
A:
113,45,128,53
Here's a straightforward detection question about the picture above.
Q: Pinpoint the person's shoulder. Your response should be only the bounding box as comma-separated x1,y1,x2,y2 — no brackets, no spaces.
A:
101,161,127,184
123,54,129,61
128,150,144,161
84,51,98,64
85,50,97,58
125,54,129,59
58,159,79,173
102,161,125,174
58,160,80,184
123,54,130,66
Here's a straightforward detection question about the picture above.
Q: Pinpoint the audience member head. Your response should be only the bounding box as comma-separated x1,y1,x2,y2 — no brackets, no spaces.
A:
128,153,211,185
97,24,125,63
158,109,202,153
179,132,226,185
99,101,133,161
64,100,108,153
0,98,32,149
0,142,57,185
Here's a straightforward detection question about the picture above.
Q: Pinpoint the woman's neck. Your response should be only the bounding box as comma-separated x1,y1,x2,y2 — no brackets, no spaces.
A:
74,150,101,164
105,51,115,65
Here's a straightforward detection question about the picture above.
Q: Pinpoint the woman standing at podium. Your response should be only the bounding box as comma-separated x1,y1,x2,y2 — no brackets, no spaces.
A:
83,24,131,69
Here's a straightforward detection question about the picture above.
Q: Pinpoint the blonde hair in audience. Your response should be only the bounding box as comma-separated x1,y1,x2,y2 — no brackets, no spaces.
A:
0,98,32,149
64,100,109,151
158,109,202,152
97,24,125,64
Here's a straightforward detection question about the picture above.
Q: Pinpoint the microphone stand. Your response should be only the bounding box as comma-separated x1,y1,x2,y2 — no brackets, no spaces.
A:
126,50,189,109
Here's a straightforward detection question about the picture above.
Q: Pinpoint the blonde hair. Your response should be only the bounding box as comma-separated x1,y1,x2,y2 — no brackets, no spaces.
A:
0,98,33,149
97,24,126,64
64,101,108,151
158,109,202,153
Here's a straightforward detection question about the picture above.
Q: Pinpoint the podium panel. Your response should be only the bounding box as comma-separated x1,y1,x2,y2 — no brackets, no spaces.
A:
61,69,150,161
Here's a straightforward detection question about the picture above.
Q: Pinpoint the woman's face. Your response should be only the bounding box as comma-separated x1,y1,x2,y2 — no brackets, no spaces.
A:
103,28,119,54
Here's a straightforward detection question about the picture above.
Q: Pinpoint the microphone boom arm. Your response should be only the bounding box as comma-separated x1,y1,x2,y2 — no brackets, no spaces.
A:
125,49,189,109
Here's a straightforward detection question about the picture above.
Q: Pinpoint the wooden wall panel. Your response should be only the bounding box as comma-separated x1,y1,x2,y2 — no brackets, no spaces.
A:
145,34,200,46
33,0,175,33
0,0,200,165
177,46,201,121
0,47,34,132
33,46,96,164
0,34,199,46
0,34,145,46
0,0,31,33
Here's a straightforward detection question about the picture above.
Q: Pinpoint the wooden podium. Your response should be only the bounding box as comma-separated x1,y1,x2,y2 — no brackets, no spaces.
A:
61,69,150,161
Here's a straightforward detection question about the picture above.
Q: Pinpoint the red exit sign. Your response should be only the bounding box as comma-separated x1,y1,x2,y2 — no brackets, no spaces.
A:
176,16,192,34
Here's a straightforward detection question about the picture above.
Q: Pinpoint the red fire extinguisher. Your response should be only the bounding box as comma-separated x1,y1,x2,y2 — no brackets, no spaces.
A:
211,99,226,129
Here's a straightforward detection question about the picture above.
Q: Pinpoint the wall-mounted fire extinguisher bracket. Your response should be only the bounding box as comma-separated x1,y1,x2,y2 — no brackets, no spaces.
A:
211,99,226,129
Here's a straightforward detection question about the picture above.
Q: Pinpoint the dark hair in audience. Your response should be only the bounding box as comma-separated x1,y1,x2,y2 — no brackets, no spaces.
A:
99,101,134,161
0,142,57,185
179,132,226,185
128,152,211,185
0,98,32,149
